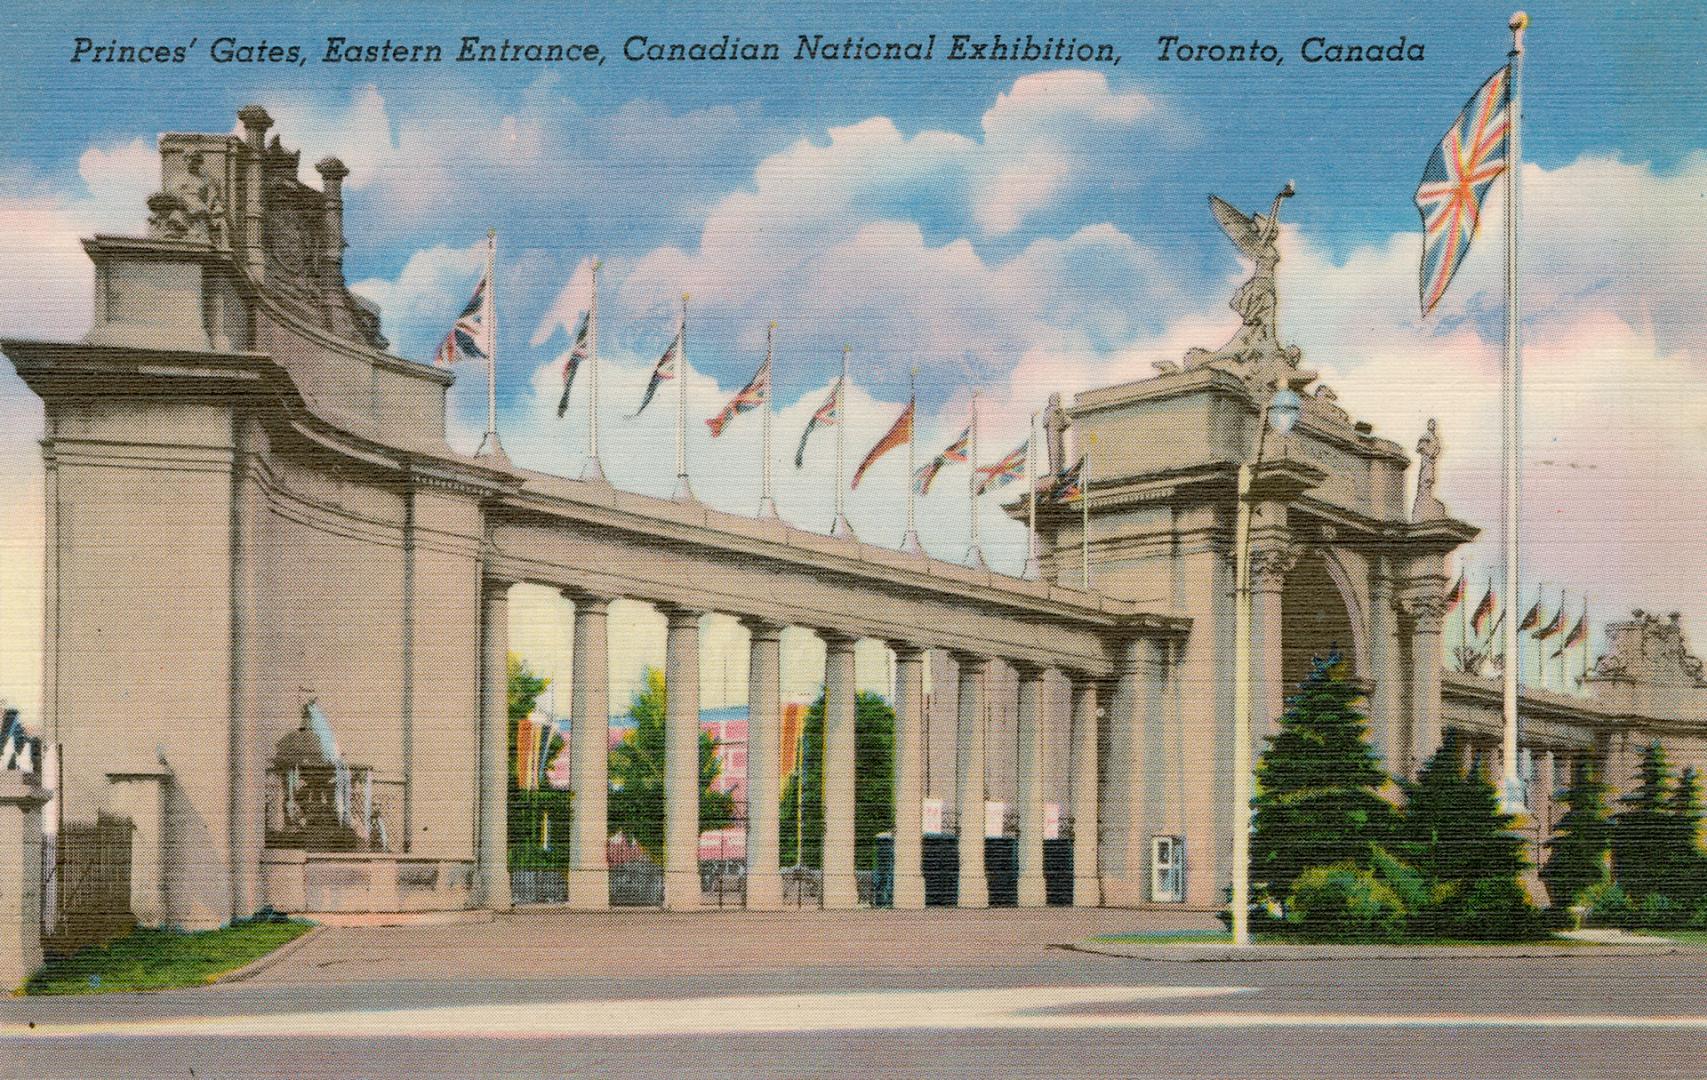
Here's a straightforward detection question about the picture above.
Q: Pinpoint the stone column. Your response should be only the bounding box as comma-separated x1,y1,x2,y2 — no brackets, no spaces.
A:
1366,561,1405,776
821,631,859,909
1015,663,1048,908
662,605,703,912
229,419,265,919
1403,589,1448,775
0,775,49,991
890,644,927,909
566,590,612,910
477,578,513,911
1068,676,1100,907
1249,545,1295,749
743,619,785,910
237,105,270,281
952,651,989,909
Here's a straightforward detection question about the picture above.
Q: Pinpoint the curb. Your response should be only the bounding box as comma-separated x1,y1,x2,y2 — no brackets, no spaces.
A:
1052,940,1690,963
213,924,325,985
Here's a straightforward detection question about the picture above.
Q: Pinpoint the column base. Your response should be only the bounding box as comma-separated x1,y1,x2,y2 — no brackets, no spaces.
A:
1017,873,1048,908
892,872,927,910
745,871,784,911
822,873,860,910
956,873,989,909
565,867,609,911
480,871,512,913
1073,876,1102,908
663,870,700,912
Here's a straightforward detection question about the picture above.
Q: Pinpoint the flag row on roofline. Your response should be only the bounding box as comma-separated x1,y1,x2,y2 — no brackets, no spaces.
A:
1442,567,1597,693
431,241,1089,543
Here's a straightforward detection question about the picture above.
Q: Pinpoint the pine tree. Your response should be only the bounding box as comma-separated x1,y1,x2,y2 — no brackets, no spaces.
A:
1611,742,1673,900
1250,652,1395,907
1541,757,1612,910
1398,731,1535,937
1661,766,1707,905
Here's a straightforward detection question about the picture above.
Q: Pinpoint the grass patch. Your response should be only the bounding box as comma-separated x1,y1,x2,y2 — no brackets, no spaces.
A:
1090,930,1595,948
1635,929,1707,946
25,916,313,995
1091,931,1237,945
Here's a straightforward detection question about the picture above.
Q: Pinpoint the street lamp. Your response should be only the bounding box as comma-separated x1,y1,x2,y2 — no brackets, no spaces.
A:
1231,385,1301,946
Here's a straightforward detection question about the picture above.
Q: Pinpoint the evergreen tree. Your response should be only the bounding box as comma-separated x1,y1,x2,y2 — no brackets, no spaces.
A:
1250,652,1395,907
1611,742,1673,900
1541,757,1612,910
780,691,896,869
1398,731,1535,936
1661,766,1707,905
606,667,736,863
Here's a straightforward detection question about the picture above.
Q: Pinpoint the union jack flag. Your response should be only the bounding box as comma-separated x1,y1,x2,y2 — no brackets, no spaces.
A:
794,378,842,467
434,271,490,367
556,312,591,418
1416,65,1511,315
707,355,771,437
975,439,1028,496
1050,455,1084,503
937,426,971,464
634,332,680,417
913,456,946,495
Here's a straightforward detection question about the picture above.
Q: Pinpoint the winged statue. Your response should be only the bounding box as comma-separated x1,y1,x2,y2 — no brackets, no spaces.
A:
1183,182,1303,376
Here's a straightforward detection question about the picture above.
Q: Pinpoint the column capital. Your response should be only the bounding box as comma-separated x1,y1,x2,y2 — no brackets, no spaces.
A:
887,641,925,661
1062,667,1101,690
483,573,518,593
1011,659,1047,681
817,627,858,650
1250,544,1300,595
949,649,990,669
562,586,618,609
1398,589,1450,633
658,602,705,627
740,615,785,641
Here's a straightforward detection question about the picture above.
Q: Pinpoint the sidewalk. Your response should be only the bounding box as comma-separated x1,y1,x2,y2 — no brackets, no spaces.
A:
233,907,1220,985
1067,929,1697,962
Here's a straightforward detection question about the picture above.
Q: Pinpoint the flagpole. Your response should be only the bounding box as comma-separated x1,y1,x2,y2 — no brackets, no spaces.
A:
673,294,695,502
901,367,924,555
1498,11,1528,813
1022,410,1042,581
831,346,855,540
476,229,507,462
1082,435,1094,591
966,393,987,570
758,322,780,519
581,259,605,483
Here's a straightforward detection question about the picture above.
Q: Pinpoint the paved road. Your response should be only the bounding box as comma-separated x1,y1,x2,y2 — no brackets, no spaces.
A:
5,909,1705,1078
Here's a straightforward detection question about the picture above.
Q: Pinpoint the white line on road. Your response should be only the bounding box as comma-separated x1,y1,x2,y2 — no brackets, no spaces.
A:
7,986,1707,1041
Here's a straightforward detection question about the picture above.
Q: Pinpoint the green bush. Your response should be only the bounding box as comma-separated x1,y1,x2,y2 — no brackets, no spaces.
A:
1637,892,1688,929
1285,863,1406,941
1691,898,1707,930
1450,877,1548,941
1583,880,1634,927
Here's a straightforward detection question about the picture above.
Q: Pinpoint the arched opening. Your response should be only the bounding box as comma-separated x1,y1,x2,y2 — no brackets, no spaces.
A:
1282,551,1359,694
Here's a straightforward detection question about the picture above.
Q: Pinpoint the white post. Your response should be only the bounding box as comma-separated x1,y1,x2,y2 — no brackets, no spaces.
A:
901,368,924,555
1023,411,1041,580
966,394,986,570
1081,437,1093,591
1232,459,1255,945
758,323,779,519
673,295,694,502
831,346,855,540
582,259,605,483
476,230,506,462
1499,10,1528,814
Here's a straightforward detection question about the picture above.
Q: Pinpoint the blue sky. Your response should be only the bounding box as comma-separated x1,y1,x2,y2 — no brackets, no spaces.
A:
2,0,1706,710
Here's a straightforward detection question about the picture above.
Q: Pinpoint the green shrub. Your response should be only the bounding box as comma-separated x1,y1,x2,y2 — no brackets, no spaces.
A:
1285,863,1406,941
1450,877,1548,941
1690,898,1707,930
1583,881,1634,927
1636,892,1687,929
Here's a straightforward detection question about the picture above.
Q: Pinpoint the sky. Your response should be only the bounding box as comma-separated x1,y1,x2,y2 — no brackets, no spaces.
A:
2,0,1705,715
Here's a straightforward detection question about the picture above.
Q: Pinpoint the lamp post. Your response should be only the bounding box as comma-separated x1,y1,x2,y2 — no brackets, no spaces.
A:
1232,385,1302,947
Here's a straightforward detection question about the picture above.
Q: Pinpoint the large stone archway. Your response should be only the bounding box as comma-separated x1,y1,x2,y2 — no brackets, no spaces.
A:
1282,549,1360,694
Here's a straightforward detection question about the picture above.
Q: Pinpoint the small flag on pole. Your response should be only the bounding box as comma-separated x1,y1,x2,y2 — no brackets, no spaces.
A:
1471,583,1497,636
1416,65,1513,315
1553,612,1588,659
434,270,491,367
795,380,842,468
1535,606,1567,640
707,354,771,437
913,456,946,495
1050,456,1085,503
634,332,680,417
937,426,971,464
1518,600,1541,632
556,312,591,418
852,399,914,490
1444,572,1466,612
975,440,1028,495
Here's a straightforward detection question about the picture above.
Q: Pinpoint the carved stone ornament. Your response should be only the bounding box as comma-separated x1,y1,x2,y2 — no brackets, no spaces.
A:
1249,545,1300,592
1400,591,1450,633
1588,609,1707,688
1183,182,1305,387
1411,418,1446,522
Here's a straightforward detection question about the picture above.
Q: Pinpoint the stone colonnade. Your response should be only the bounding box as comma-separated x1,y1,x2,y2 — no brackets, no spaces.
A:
474,577,1113,911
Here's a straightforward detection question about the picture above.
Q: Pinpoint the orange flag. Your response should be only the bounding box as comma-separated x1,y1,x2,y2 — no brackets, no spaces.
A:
851,398,914,489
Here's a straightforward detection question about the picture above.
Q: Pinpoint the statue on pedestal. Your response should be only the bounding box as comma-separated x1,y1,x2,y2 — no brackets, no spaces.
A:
1412,418,1446,522
1184,182,1306,389
1041,392,1071,481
